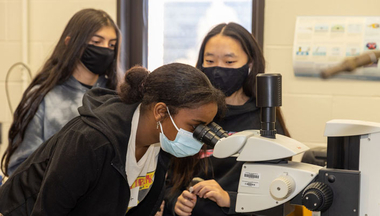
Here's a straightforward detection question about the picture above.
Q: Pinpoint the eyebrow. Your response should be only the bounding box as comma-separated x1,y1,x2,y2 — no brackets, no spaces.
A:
224,53,237,57
93,35,117,41
192,119,207,125
204,52,237,58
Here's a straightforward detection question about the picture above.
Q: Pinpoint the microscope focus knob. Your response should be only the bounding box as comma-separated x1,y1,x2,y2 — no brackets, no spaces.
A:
302,182,333,212
270,175,295,200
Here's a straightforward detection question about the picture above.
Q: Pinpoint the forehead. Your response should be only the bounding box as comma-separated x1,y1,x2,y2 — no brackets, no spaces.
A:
175,103,218,124
204,34,245,56
93,25,117,39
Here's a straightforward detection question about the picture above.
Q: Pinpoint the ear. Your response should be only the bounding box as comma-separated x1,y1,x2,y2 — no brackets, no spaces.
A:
153,102,168,122
64,36,71,46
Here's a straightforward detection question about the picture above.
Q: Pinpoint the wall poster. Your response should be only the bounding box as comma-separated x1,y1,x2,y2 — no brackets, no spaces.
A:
293,16,380,80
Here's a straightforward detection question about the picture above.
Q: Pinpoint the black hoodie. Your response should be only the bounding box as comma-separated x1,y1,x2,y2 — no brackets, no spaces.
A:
0,88,171,216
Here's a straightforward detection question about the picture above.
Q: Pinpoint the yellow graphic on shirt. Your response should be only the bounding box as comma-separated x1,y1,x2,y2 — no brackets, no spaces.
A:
130,171,154,190
126,171,155,213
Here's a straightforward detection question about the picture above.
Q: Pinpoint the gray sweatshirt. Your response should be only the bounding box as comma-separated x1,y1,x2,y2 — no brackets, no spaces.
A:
7,75,108,175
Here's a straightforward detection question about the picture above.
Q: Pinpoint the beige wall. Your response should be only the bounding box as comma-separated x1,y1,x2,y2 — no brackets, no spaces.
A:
0,0,116,175
264,0,380,151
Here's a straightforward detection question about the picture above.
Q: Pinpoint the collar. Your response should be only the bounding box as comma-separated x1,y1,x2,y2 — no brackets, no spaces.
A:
65,75,108,92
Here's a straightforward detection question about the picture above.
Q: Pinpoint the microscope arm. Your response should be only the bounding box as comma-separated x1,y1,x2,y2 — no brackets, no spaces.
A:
213,130,310,161
212,130,257,158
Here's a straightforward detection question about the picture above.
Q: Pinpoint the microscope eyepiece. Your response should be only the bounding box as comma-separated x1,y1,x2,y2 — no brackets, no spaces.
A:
193,122,227,148
206,122,229,138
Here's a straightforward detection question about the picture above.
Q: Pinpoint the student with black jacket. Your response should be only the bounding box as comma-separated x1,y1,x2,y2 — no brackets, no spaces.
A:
0,63,225,216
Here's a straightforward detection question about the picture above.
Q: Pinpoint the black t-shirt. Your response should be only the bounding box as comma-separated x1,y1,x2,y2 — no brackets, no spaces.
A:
214,97,284,135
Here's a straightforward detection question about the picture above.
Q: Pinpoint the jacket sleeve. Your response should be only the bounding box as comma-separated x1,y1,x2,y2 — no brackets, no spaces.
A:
30,130,102,215
190,191,253,216
163,185,181,216
7,102,45,176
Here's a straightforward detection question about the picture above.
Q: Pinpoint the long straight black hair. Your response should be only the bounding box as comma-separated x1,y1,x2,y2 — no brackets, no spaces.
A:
1,8,121,176
196,22,290,137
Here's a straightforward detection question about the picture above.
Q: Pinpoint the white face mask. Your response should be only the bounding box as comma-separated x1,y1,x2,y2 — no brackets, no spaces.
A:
159,107,203,157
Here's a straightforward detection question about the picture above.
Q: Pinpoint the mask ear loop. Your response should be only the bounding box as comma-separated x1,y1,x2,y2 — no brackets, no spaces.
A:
158,121,164,133
166,107,180,131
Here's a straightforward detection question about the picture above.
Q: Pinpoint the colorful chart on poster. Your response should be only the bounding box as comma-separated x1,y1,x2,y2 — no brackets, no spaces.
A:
293,16,380,80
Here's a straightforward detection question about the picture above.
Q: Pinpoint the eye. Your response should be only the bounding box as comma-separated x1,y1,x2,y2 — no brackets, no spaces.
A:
204,60,216,67
226,61,236,64
108,41,117,49
108,44,115,50
187,124,197,132
91,40,101,45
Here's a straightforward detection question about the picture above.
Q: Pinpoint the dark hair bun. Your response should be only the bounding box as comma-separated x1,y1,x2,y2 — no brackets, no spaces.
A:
119,65,149,104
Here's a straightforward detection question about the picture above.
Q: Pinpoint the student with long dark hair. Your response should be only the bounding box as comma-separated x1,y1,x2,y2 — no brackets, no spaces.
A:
0,63,225,215
1,8,121,176
165,23,290,216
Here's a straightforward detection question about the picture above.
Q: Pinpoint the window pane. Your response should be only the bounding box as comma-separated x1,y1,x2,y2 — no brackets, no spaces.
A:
148,0,252,71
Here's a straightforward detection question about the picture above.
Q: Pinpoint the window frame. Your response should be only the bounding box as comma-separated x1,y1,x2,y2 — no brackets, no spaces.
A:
117,0,265,70
117,0,149,70
252,0,265,50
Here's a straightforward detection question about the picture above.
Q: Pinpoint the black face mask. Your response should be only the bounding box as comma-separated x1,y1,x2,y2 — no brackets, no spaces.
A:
202,64,249,96
81,45,114,75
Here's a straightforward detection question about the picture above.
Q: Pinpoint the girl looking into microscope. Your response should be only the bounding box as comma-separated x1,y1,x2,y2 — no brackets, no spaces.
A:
0,63,226,215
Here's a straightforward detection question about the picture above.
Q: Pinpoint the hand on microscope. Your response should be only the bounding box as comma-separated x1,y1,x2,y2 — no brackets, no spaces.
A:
174,180,231,215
